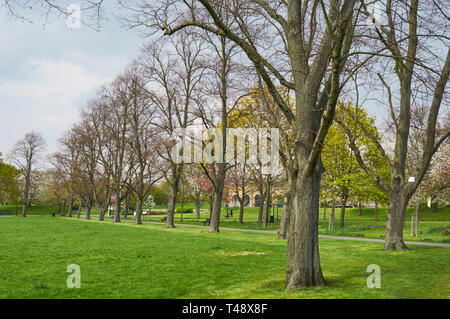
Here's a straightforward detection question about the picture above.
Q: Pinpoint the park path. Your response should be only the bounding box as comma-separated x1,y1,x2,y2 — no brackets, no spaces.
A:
142,220,450,248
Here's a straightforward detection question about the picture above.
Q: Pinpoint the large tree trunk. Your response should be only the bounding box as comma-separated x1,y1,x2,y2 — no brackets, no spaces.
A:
385,191,409,250
263,177,271,228
135,199,143,225
285,167,325,289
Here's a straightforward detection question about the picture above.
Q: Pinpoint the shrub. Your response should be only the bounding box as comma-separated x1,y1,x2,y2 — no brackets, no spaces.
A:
175,207,193,214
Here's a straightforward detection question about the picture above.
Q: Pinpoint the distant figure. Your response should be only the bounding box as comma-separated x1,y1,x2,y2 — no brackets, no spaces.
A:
230,209,233,217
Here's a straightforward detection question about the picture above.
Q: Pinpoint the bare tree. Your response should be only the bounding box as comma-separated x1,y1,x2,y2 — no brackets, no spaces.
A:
9,132,46,217
338,0,450,250
139,31,205,228
120,0,359,289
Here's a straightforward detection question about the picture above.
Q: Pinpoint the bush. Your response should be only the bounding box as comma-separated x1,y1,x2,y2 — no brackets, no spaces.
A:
175,207,193,214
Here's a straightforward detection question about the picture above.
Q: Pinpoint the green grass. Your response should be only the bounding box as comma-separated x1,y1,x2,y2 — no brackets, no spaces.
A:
0,216,449,298
0,205,58,216
3,204,449,243
141,204,450,243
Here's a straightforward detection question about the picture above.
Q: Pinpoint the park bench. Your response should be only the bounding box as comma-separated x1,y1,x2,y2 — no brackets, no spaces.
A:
203,218,210,226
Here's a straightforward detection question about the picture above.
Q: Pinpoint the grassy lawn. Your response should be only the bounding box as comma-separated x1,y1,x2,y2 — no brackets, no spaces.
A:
2,204,449,243
142,205,450,244
0,216,449,298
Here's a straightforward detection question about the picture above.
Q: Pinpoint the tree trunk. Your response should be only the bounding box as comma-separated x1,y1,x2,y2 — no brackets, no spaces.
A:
338,197,347,229
209,181,224,233
123,195,129,219
239,201,244,224
99,207,106,221
85,205,91,220
358,201,362,216
135,199,143,225
77,203,82,219
278,188,291,240
328,205,335,231
166,179,179,228
432,195,438,213
60,201,66,217
195,199,201,218
68,199,73,218
374,201,378,221
257,189,264,226
209,197,214,219
114,189,121,223
323,205,327,221
285,168,325,289
384,192,409,250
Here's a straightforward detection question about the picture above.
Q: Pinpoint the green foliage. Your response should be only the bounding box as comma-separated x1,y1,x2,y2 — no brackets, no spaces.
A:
150,184,169,205
175,207,194,214
0,153,20,205
321,103,389,205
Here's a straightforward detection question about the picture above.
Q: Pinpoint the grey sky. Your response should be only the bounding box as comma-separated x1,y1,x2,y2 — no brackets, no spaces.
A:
0,4,397,162
0,5,143,158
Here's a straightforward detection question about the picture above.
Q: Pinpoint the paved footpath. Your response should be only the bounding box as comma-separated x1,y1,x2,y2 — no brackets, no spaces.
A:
143,221,450,248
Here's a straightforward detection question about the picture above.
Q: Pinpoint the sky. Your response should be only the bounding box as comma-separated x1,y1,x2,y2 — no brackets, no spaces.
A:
0,3,394,162
0,4,143,158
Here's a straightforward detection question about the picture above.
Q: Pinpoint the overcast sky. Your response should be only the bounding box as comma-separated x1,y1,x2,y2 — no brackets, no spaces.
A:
0,5,143,158
0,4,394,163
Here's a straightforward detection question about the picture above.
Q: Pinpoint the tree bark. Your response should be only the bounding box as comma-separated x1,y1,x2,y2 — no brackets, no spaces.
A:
85,205,91,220
166,179,179,228
338,196,348,229
278,187,291,240
328,205,335,231
257,188,264,226
195,199,201,218
209,177,224,233
68,199,73,218
285,168,325,289
384,192,409,250
135,199,143,225
123,195,129,219
358,201,362,216
114,189,121,223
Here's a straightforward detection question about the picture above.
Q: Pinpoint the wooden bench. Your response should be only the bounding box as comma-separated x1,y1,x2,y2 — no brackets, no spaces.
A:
203,218,210,226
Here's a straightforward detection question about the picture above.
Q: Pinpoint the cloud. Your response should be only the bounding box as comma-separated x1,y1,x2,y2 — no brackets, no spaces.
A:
0,57,109,156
